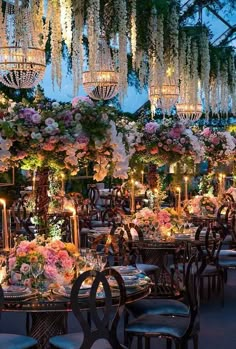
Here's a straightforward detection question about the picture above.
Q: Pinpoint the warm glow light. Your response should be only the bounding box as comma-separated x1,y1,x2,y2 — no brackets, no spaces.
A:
0,199,6,207
65,205,76,216
184,176,188,182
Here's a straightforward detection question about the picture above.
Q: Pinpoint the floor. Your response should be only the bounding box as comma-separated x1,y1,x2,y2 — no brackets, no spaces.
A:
1,270,236,348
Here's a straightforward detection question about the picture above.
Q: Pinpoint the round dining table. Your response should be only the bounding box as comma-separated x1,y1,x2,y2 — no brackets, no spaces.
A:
3,270,150,349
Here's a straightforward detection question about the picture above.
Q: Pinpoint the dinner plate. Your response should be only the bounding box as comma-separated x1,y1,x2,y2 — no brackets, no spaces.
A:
112,266,140,275
3,287,37,299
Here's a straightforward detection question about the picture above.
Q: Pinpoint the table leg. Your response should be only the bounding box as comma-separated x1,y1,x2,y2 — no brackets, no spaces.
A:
28,312,68,349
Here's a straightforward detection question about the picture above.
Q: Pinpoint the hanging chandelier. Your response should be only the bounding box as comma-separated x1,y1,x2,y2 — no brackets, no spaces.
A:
83,38,119,100
176,100,202,123
0,47,46,89
0,0,46,89
161,77,179,112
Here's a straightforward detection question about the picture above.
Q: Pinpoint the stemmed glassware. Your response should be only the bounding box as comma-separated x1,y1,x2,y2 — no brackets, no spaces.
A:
30,262,44,292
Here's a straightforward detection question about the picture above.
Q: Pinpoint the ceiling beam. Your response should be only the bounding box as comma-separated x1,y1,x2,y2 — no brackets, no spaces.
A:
205,5,233,29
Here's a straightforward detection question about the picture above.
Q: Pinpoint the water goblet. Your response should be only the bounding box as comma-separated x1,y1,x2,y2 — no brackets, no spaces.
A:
97,254,107,271
30,262,44,291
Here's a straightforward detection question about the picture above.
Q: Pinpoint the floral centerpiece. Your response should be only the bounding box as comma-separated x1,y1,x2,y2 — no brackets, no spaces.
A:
132,207,180,239
184,195,218,216
200,128,236,165
8,237,84,287
133,119,204,166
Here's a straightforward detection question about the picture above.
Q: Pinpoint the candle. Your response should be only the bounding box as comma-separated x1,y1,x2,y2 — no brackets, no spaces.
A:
184,176,188,201
61,173,65,194
0,199,9,251
69,208,80,252
218,174,222,198
141,170,144,185
222,174,226,192
32,170,36,195
176,187,181,216
130,178,135,214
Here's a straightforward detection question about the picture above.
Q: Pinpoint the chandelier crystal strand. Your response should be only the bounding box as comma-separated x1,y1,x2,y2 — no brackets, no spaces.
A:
49,0,63,89
130,0,137,69
199,30,210,119
0,0,46,89
177,34,202,123
191,39,198,107
220,61,229,115
115,0,128,102
148,10,164,116
72,0,84,95
60,0,72,53
87,0,100,73
229,51,236,115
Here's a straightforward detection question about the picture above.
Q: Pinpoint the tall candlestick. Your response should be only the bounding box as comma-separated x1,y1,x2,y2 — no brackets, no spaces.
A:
222,174,226,192
32,170,36,195
176,187,181,216
70,208,79,251
218,174,222,198
141,170,144,185
61,173,65,195
130,179,135,214
184,176,188,201
0,199,9,251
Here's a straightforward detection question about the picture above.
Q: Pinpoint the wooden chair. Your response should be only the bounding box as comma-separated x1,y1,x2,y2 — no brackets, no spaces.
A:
49,268,127,349
0,284,37,348
125,254,202,349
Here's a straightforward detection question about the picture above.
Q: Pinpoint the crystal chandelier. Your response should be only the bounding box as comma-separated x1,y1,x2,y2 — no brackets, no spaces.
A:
0,1,46,89
83,38,119,100
161,77,179,111
176,100,202,123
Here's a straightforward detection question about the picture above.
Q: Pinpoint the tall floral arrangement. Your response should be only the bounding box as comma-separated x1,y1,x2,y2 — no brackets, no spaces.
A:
0,94,131,181
200,128,236,165
134,119,204,166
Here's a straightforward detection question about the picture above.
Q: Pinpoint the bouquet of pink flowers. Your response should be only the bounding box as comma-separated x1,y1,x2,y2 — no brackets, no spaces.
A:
184,195,218,216
135,119,204,166
200,128,236,164
8,237,82,287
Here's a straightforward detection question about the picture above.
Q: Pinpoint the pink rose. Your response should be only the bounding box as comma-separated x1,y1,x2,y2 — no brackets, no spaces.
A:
31,113,41,124
72,96,94,108
42,143,55,151
145,122,159,134
202,127,212,137
20,263,30,275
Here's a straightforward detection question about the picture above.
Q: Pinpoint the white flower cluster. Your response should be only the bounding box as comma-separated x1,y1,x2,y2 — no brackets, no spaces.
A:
221,131,236,155
184,129,205,163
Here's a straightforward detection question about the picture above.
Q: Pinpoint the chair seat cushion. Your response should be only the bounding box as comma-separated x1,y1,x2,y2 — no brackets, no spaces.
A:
49,333,127,349
126,299,189,318
136,263,159,274
170,263,217,276
218,257,236,268
0,333,37,349
125,314,198,338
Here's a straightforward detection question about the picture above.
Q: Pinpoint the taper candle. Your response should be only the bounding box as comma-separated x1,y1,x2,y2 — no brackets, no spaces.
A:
130,179,135,214
141,170,144,185
184,176,188,201
70,208,79,251
0,199,9,251
176,187,181,216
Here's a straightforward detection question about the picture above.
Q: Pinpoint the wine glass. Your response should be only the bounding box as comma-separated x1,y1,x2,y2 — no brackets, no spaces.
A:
97,254,107,271
30,262,44,291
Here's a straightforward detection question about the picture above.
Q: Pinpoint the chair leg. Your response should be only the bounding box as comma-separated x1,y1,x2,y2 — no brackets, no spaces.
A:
207,276,211,300
167,338,172,349
153,270,159,296
137,336,143,349
124,311,129,346
192,334,199,349
145,337,150,349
